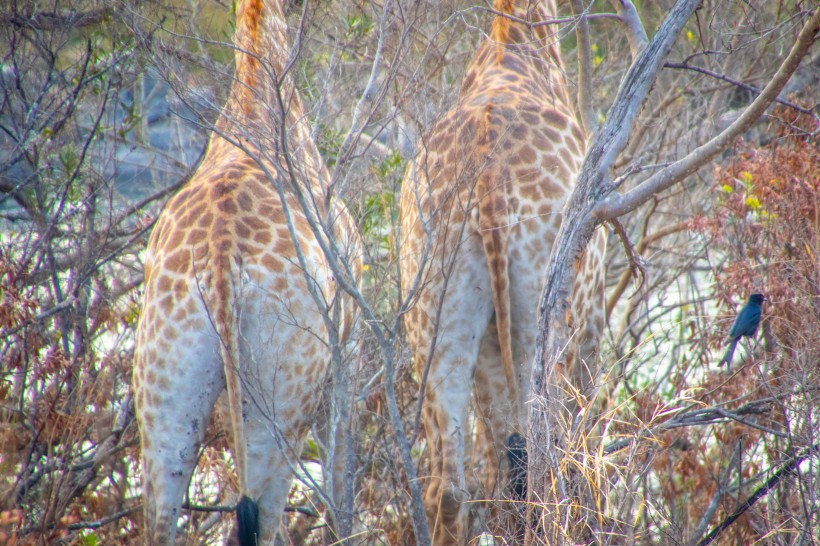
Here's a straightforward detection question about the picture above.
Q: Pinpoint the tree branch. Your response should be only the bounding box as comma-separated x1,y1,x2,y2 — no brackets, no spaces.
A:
527,2,704,542
695,443,820,546
609,0,648,58
605,220,688,321
664,61,816,117
594,7,820,220
182,501,320,518
533,0,704,394
0,8,112,30
66,507,140,531
602,397,779,455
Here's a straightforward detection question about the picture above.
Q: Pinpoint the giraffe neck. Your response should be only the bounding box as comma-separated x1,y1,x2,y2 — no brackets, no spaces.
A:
217,0,290,133
211,2,303,150
211,0,329,202
490,0,563,68
474,0,569,106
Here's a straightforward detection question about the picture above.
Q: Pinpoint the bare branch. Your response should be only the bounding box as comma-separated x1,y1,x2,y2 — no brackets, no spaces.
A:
609,0,648,57
594,7,820,220
65,507,140,531
181,501,320,518
664,61,817,117
534,0,703,384
603,397,782,455
482,7,621,28
528,2,703,541
0,8,112,30
605,220,688,321
608,217,648,296
0,296,78,338
695,443,820,546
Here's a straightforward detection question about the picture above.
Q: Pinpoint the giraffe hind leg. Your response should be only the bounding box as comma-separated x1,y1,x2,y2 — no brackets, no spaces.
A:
135,328,224,545
234,293,331,544
419,318,493,544
473,325,529,542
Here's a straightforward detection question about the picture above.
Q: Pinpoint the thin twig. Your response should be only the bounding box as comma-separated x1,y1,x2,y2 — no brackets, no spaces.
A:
603,397,782,455
182,501,321,518
0,296,78,338
605,220,688,320
664,61,816,117
571,0,597,135
695,443,820,546
482,7,621,28
66,507,140,531
1,7,112,30
608,217,647,295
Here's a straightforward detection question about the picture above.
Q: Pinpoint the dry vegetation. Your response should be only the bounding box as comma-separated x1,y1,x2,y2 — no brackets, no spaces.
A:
0,0,817,544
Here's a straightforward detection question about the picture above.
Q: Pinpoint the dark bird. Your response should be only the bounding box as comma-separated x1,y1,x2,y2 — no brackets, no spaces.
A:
718,293,765,366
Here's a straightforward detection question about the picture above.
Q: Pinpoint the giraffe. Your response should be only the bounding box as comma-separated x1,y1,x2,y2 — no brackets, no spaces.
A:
133,0,359,544
399,0,606,543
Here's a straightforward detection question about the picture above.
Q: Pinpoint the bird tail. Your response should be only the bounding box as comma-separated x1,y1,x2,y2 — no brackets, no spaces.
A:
718,339,739,367
211,251,258,545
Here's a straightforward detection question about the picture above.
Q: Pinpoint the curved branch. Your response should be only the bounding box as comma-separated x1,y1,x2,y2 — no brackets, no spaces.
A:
605,220,688,321
527,3,704,542
594,7,820,220
610,0,648,57
534,0,704,379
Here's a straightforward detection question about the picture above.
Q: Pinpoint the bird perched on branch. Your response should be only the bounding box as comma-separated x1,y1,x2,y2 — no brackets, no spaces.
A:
718,293,765,367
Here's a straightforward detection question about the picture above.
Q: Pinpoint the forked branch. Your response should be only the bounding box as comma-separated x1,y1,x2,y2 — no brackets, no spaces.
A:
527,3,819,544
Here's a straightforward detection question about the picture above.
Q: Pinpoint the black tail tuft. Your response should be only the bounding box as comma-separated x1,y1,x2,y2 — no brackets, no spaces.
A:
237,495,260,546
505,432,528,500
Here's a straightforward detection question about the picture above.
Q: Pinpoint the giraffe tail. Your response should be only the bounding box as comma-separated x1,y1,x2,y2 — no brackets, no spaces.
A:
212,252,258,545
237,495,260,546
474,139,518,412
505,433,528,500
481,219,518,410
